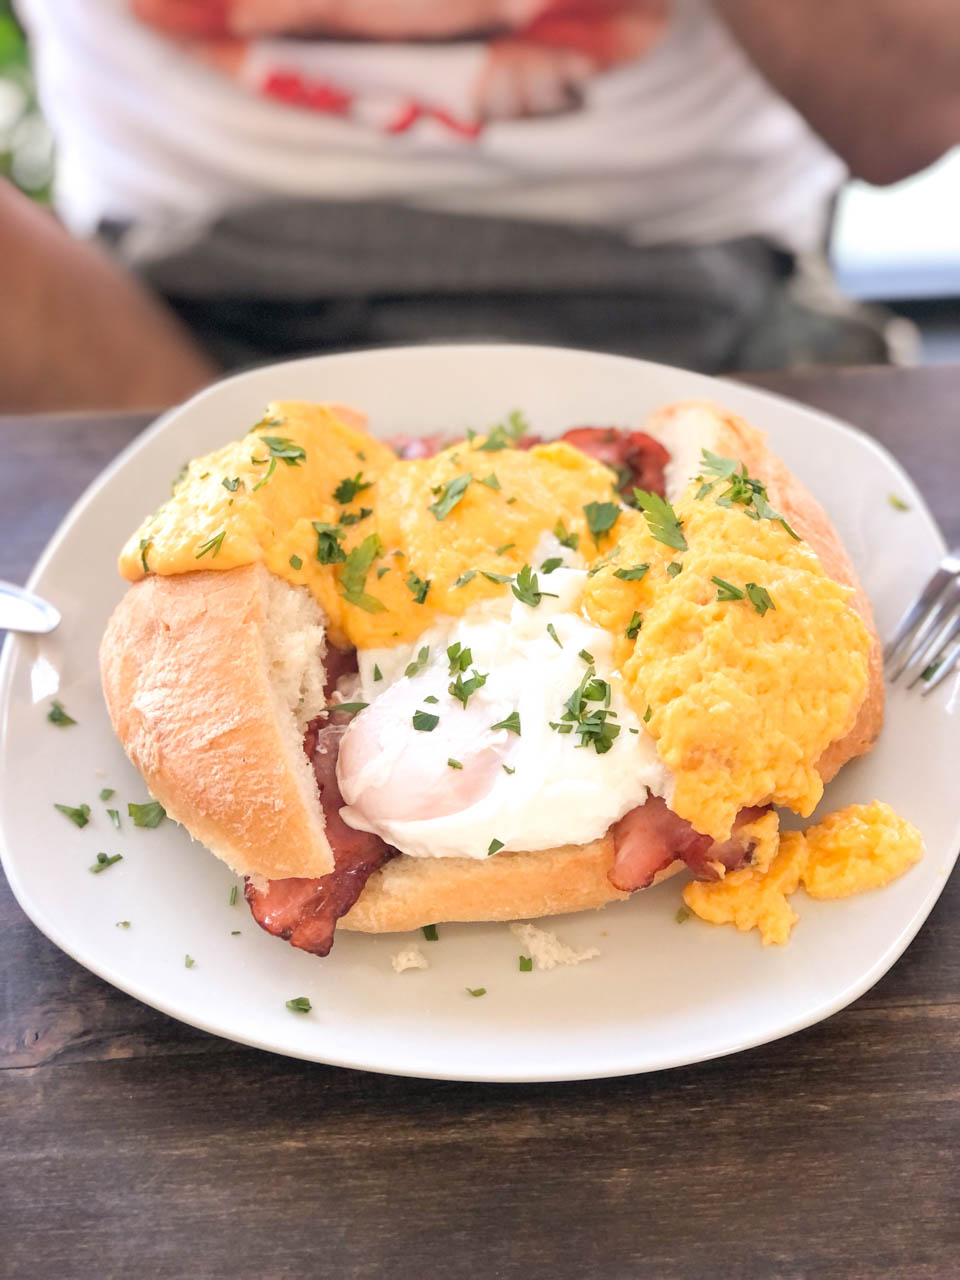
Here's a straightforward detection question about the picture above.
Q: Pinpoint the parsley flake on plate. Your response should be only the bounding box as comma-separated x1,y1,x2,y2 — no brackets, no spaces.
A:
47,700,76,727
286,996,311,1013
518,955,533,972
90,852,123,874
128,800,166,828
55,802,90,828
422,925,439,942
466,987,487,997
487,839,504,856
99,788,114,802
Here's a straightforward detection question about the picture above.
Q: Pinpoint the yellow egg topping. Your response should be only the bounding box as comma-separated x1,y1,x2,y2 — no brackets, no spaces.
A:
584,484,871,841
682,802,924,944
119,402,619,648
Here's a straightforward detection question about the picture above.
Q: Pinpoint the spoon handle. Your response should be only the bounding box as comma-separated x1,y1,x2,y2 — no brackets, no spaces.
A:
0,581,62,634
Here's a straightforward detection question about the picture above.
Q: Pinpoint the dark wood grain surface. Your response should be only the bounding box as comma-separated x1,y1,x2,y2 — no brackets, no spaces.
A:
2,365,959,1280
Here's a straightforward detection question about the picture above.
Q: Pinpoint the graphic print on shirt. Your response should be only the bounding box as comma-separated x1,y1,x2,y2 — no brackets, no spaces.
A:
130,1,671,138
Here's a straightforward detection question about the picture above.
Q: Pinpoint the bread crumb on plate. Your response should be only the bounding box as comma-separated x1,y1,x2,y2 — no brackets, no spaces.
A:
509,922,599,971
391,945,429,974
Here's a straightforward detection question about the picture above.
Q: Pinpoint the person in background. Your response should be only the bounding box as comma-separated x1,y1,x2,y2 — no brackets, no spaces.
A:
3,0,959,410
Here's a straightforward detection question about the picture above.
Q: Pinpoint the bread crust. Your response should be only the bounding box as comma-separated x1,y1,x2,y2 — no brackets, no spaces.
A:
101,401,883,935
100,564,336,880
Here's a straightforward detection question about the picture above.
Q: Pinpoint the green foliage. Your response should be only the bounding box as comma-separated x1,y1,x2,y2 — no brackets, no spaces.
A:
0,2,54,201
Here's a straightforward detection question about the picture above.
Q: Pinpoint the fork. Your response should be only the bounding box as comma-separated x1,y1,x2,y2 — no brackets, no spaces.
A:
884,548,960,694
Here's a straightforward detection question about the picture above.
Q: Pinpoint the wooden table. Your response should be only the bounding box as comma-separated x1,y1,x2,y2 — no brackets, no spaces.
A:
2,365,959,1279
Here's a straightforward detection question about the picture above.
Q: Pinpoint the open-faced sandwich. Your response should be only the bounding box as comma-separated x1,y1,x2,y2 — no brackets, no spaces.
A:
100,398,923,955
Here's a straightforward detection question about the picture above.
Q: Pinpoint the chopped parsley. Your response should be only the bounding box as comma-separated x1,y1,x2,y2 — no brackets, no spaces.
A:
481,570,512,584
422,924,439,942
502,765,516,775
889,493,910,511
551,663,620,754
405,570,431,604
745,582,776,616
496,542,516,556
128,800,166,828
540,557,563,574
666,562,682,578
312,521,347,564
518,955,533,972
675,906,691,924
490,711,521,735
340,507,373,527
473,409,529,452
697,450,800,539
546,622,562,648
325,701,368,715
412,710,439,732
449,669,488,708
373,664,383,682
487,839,504,856
644,705,652,723
333,472,372,503
478,473,501,490
222,476,240,492
633,490,687,551
139,538,152,573
453,569,477,588
47,700,76,727
229,884,238,906
286,996,311,1013
447,642,473,674
511,563,557,608
55,802,90,828
466,987,487,997
554,520,579,552
613,564,649,582
583,500,620,544
626,611,642,640
251,457,277,491
922,660,942,681
99,788,115,802
340,534,386,612
258,436,306,467
429,472,473,520
447,758,463,769
107,809,121,829
376,566,390,579
404,645,430,678
289,554,303,571
90,852,123,874
578,649,594,664
712,576,745,602
424,696,439,704
195,530,226,560
116,921,131,929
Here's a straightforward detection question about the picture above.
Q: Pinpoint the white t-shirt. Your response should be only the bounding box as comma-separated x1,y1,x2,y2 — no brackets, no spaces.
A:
17,0,846,259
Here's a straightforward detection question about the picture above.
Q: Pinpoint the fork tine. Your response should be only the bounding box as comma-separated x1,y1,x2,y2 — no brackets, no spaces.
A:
921,638,960,694
884,563,955,667
904,606,960,688
886,578,960,681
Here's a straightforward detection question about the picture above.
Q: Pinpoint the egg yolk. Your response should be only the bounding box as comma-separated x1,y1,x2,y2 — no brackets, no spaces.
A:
584,484,871,841
119,402,619,649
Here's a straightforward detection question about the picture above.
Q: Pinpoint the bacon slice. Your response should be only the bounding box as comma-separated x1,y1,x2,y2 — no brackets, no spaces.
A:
557,427,669,498
245,719,395,956
610,797,768,892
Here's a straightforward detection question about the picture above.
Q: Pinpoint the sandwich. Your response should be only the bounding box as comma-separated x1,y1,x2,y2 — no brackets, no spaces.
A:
100,396,892,955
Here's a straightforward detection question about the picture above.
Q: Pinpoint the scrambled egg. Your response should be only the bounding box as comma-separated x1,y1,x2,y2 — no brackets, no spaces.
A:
120,402,617,648
683,802,924,944
584,486,871,841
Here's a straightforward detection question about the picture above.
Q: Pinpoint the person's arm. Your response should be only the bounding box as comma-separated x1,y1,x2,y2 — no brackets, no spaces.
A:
0,183,218,412
714,0,960,184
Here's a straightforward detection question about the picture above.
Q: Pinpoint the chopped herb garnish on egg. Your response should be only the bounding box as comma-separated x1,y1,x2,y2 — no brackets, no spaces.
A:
286,996,311,1013
502,765,516,775
454,569,477,588
412,710,439,732
554,520,579,552
47,700,76,727
341,507,373,526
377,567,390,579
429,472,473,520
614,564,649,582
496,542,515,556
583,501,620,543
55,802,90,828
540,557,563,574
745,583,775,615
712,576,745,602
633,490,687,551
578,649,594,665
195,530,226,560
139,538,152,573
312,521,346,564
447,758,463,769
697,450,800,539
466,987,487,997
107,808,121,829
644,705,652,723
222,476,240,492
289,554,303,570
425,696,439,704
405,646,430,678
447,642,473,674
666,562,682,578
128,800,166,827
422,924,439,942
229,884,238,906
340,534,386,612
546,622,562,648
99,787,114,802
625,612,642,640
479,473,501,490
889,493,910,511
553,664,621,754
481,570,512,585
518,955,533,972
490,711,521,736
251,457,277,490
511,563,556,608
259,436,306,466
90,852,123,874
373,664,383,682
487,839,504,856
333,472,372,503
449,669,488,708
405,570,431,604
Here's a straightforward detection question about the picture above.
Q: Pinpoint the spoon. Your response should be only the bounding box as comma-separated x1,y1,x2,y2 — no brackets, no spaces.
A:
0,581,61,634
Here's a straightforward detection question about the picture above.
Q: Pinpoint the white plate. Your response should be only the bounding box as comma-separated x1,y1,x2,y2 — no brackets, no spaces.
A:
2,345,958,1083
